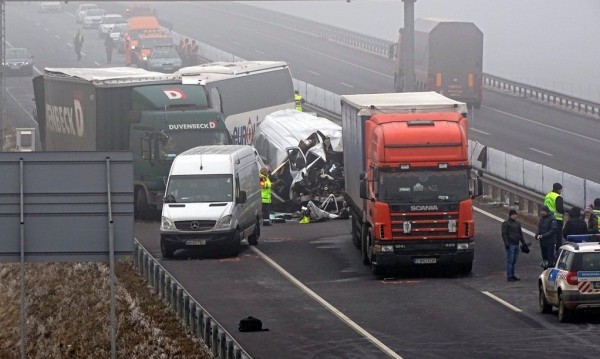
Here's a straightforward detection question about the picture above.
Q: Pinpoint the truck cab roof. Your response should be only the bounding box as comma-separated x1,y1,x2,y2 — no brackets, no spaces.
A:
341,92,468,116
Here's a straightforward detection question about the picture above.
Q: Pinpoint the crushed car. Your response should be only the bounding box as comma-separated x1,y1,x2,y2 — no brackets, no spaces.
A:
252,109,347,219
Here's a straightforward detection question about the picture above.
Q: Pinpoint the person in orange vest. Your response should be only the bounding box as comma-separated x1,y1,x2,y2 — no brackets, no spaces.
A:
544,182,564,258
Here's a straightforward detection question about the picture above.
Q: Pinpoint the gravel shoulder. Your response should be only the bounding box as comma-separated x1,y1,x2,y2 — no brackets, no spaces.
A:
0,261,212,358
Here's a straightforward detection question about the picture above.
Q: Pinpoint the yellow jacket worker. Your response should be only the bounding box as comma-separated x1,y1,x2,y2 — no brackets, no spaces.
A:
259,168,272,226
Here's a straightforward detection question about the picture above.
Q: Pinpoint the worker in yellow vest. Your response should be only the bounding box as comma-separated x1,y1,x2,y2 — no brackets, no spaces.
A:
544,182,564,257
259,167,272,226
593,198,600,233
294,90,304,112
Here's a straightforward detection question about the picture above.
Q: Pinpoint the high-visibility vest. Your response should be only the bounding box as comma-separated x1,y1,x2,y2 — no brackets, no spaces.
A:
544,191,563,221
294,93,303,112
594,209,600,231
259,174,271,204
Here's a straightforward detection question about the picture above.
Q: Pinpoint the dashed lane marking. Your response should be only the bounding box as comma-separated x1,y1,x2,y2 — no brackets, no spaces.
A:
471,128,490,135
482,291,523,312
529,147,554,157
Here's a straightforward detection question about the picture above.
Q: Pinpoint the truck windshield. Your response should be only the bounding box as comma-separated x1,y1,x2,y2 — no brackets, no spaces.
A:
166,175,233,203
159,130,230,160
378,170,469,203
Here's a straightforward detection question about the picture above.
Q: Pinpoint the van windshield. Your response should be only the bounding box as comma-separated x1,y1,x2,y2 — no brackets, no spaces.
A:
166,175,233,203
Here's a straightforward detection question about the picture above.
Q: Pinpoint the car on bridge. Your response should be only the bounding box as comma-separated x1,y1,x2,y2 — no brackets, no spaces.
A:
38,1,62,13
139,45,183,73
98,14,126,39
3,48,34,76
539,236,600,322
75,3,99,24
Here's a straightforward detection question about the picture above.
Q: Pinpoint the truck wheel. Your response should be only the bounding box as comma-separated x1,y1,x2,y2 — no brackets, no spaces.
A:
227,230,241,257
351,219,360,249
248,219,260,246
361,226,370,265
135,187,150,219
539,284,552,314
458,262,473,275
558,293,573,323
160,238,174,259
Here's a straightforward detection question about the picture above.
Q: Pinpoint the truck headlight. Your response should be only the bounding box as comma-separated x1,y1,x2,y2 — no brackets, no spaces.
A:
457,242,473,251
215,215,232,229
161,216,176,231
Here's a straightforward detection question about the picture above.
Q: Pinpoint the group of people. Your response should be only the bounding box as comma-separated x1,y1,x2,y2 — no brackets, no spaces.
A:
73,29,114,64
177,38,199,67
502,182,600,281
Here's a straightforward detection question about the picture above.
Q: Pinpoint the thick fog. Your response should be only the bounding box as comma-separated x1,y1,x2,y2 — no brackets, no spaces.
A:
249,0,600,101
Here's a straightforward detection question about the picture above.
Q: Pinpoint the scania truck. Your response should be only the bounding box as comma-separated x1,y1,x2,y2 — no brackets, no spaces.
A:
33,67,231,217
341,92,477,276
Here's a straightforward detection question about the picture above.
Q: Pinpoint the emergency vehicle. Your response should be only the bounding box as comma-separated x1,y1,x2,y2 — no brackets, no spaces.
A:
539,235,600,322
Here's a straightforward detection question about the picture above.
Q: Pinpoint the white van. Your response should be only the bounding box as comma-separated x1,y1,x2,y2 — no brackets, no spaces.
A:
160,145,261,258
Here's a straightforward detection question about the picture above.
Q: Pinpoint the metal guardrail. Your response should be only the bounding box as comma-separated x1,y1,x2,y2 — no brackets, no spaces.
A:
483,73,600,117
133,239,251,359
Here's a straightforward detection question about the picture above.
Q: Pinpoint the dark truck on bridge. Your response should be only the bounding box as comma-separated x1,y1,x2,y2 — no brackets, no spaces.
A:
394,18,483,108
33,67,231,217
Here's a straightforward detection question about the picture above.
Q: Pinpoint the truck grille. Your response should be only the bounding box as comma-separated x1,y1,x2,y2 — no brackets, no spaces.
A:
174,220,216,231
390,211,459,240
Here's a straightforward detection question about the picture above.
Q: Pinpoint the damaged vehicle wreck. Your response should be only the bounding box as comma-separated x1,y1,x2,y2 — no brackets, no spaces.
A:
252,109,347,219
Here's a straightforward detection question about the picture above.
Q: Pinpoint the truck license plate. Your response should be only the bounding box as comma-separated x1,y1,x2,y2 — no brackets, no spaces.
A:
414,258,437,264
186,240,206,246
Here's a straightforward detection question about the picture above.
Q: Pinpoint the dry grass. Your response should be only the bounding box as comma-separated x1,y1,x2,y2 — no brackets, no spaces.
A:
0,261,212,359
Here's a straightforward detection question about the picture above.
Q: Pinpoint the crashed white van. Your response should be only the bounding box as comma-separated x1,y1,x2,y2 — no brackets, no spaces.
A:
160,145,261,258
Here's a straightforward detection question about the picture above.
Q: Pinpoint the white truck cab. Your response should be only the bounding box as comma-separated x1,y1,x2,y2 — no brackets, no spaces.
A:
160,145,261,258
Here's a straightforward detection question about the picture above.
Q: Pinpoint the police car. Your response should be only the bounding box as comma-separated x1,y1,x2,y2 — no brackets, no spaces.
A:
538,235,600,322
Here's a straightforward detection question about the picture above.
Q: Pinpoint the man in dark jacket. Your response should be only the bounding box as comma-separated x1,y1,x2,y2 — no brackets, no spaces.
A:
536,205,558,263
562,206,589,241
502,209,528,281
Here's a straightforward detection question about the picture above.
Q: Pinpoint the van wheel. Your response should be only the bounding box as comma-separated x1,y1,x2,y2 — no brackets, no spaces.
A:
248,219,260,246
160,238,174,259
227,230,241,257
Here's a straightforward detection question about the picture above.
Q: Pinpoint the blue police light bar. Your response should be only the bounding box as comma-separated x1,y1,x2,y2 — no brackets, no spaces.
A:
566,234,600,243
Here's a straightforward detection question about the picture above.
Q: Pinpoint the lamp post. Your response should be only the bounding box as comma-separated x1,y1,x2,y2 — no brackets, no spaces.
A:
402,0,416,92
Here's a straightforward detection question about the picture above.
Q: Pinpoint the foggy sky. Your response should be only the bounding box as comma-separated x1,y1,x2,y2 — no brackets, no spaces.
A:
248,0,600,101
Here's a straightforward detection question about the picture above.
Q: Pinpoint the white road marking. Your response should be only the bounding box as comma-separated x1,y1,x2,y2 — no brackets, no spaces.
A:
94,61,101,66
529,147,554,157
252,246,404,359
255,49,265,55
474,206,536,237
4,88,35,121
471,128,490,135
44,28,50,32
55,35,61,40
483,106,600,144
482,291,523,312
340,82,354,88
309,70,320,76
233,41,241,46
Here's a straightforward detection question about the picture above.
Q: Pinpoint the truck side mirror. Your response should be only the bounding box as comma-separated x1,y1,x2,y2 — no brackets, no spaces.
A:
237,190,247,204
469,175,483,199
359,178,367,199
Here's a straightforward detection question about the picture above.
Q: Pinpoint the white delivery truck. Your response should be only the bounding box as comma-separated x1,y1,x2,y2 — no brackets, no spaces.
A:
160,145,261,258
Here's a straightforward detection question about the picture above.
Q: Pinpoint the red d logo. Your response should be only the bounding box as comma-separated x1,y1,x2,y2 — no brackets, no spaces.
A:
163,88,187,100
